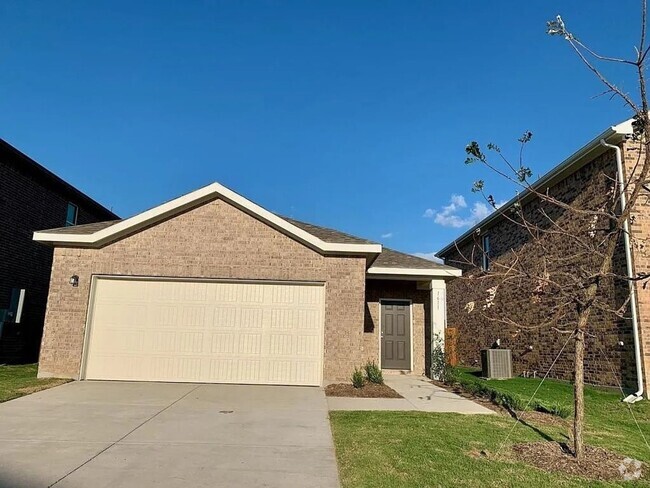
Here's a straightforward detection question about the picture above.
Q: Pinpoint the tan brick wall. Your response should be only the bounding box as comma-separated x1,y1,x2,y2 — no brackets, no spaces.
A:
364,280,430,376
442,147,638,388
38,197,368,383
623,139,650,395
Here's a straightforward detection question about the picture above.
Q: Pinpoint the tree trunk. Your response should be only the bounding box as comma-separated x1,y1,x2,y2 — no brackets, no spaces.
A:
573,327,585,460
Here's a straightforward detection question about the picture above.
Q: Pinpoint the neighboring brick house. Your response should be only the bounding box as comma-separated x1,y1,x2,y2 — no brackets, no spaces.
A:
0,139,118,363
33,182,460,385
438,118,650,398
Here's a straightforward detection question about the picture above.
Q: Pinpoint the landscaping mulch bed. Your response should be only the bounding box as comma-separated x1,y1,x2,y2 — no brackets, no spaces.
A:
511,441,645,482
325,383,402,398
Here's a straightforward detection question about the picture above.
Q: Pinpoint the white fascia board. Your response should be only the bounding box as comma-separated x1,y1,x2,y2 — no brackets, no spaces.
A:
437,120,634,257
33,182,383,255
366,266,462,279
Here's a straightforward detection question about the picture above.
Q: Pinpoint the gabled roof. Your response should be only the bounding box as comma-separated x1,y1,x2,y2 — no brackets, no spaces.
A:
437,118,635,257
33,182,382,255
38,216,378,247
34,181,461,278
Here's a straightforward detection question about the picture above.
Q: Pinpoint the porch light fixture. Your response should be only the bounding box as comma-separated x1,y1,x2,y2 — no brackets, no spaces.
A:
69,275,79,287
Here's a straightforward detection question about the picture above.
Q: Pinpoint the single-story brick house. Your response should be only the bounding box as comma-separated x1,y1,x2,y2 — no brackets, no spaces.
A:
33,182,460,386
438,118,649,399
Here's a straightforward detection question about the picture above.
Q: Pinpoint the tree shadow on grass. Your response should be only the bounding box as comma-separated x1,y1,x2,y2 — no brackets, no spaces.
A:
502,404,569,443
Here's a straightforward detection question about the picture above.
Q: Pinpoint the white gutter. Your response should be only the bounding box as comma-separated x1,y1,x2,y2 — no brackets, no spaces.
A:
600,139,644,403
438,119,634,258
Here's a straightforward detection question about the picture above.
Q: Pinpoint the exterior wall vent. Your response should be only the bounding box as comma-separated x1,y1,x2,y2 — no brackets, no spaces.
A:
481,349,513,379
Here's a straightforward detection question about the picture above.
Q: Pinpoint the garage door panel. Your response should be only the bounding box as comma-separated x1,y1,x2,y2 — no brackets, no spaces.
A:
240,308,264,328
211,306,238,326
269,334,293,355
92,302,148,328
296,336,320,356
84,278,325,386
178,307,206,327
152,331,177,353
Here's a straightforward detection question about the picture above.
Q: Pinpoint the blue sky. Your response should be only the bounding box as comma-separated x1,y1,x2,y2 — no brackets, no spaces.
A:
0,1,642,258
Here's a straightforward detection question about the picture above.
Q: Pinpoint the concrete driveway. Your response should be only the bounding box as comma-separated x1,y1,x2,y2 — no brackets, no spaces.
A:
0,382,340,488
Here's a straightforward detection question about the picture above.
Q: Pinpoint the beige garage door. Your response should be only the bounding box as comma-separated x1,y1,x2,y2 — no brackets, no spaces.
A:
83,277,325,386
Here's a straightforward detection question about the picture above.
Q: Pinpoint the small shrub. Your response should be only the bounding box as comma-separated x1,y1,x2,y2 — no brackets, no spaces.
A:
364,361,383,384
492,390,526,411
430,333,447,381
351,368,365,388
453,370,572,418
537,401,572,419
443,364,460,385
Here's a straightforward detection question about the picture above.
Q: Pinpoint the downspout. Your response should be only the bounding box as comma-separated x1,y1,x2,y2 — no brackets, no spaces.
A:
600,139,644,402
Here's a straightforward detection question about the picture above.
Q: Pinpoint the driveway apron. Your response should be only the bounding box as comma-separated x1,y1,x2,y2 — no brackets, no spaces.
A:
0,381,340,488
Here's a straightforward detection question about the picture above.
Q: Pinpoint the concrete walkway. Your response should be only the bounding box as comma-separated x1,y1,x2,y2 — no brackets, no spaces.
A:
327,375,494,414
0,381,340,488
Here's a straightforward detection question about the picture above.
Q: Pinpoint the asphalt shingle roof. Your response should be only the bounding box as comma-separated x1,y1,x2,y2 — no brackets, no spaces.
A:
281,217,377,245
39,214,451,271
372,247,455,271
39,220,122,235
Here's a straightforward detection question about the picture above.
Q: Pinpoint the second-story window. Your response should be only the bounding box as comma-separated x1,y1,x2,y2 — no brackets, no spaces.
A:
481,234,491,271
65,202,78,226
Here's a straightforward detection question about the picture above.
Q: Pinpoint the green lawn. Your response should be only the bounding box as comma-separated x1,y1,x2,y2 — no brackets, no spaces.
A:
0,364,69,402
457,368,576,412
454,369,650,461
330,374,650,487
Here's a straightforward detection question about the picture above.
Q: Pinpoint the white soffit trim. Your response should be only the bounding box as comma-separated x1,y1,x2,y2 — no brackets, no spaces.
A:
366,266,462,278
33,182,383,255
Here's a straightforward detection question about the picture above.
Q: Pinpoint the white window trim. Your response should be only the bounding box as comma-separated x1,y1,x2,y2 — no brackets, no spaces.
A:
66,202,78,226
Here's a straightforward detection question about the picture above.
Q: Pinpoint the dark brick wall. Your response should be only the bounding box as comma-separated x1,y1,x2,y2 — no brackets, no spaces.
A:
0,142,117,362
440,147,637,389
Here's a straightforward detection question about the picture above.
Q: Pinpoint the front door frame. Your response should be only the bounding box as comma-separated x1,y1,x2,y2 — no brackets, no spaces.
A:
378,298,413,371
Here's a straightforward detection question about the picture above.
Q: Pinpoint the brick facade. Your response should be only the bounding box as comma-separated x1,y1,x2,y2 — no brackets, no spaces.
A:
0,141,116,362
441,146,640,389
38,197,376,382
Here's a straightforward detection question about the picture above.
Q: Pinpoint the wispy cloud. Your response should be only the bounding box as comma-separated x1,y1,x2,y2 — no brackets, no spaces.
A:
381,232,393,239
423,194,503,228
413,252,443,263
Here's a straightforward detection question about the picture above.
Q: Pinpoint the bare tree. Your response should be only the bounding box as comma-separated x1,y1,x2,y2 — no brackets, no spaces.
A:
450,2,650,459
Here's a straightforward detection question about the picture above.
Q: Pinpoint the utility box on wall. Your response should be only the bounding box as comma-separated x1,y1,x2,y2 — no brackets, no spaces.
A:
481,349,513,379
